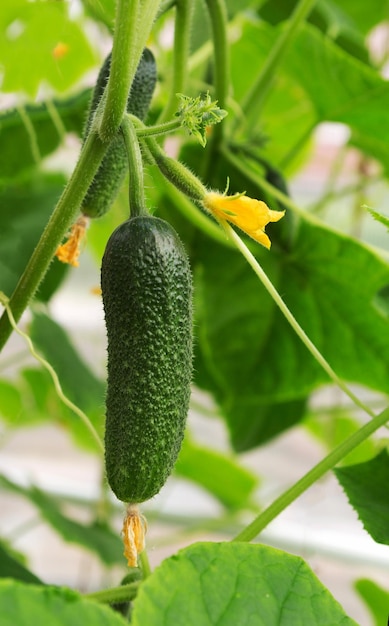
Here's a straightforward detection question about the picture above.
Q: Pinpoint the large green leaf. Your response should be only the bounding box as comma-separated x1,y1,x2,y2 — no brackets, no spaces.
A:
0,90,90,183
131,542,357,625
0,580,127,626
230,19,389,170
229,21,316,167
175,436,259,510
334,449,389,545
0,475,123,566
0,173,69,302
0,0,96,97
287,25,389,170
193,211,389,450
259,0,383,63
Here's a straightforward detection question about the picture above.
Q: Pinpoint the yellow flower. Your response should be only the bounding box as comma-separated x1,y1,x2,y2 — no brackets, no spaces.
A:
203,191,285,249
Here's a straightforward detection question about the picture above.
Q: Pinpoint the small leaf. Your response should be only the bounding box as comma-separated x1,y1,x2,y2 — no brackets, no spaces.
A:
304,412,377,466
0,380,23,423
367,207,389,232
354,578,389,626
175,436,258,510
0,475,124,566
131,542,357,625
0,579,127,626
334,449,389,544
176,93,227,146
0,541,42,585
29,312,105,414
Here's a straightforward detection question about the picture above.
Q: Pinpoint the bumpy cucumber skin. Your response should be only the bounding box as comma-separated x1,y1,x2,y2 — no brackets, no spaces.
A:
82,49,157,219
102,216,193,504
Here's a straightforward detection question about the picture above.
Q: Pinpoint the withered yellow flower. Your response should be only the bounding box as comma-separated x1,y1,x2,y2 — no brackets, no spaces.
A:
203,191,285,249
55,216,88,267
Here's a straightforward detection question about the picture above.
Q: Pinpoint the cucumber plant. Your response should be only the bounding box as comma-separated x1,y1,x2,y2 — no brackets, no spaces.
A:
1,0,389,625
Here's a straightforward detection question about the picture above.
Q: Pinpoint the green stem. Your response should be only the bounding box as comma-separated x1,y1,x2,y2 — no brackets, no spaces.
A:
98,0,139,141
138,124,207,201
135,118,182,138
17,104,41,164
201,0,229,177
121,117,147,217
139,549,152,578
0,131,107,352
204,0,229,113
85,582,139,604
158,0,193,123
222,222,376,419
99,0,161,141
240,0,316,131
233,404,389,542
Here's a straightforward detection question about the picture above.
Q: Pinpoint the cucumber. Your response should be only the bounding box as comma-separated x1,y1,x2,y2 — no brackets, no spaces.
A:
101,216,193,503
81,48,157,219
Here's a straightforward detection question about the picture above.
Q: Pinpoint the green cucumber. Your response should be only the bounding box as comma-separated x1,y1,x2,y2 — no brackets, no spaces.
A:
81,48,157,219
102,216,193,503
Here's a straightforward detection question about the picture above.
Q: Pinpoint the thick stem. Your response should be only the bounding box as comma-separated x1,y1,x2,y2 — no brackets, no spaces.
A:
98,0,139,141
121,117,147,217
99,0,161,141
233,405,389,542
0,131,107,352
240,0,316,132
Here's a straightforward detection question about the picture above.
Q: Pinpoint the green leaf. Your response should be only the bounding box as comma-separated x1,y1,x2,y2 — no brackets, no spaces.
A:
231,19,389,170
230,21,316,167
0,90,90,183
175,436,258,510
0,380,23,423
330,0,389,35
194,206,389,449
81,0,116,31
0,580,127,626
304,412,377,466
334,449,389,545
131,542,357,625
29,312,105,449
29,312,105,414
0,0,96,97
0,475,123,566
0,173,69,302
0,541,42,585
354,578,389,626
286,25,389,170
259,0,371,64
368,208,389,232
